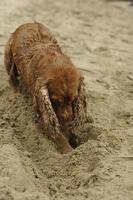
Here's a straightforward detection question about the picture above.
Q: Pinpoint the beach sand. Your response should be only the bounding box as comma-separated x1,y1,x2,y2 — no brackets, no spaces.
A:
0,0,133,199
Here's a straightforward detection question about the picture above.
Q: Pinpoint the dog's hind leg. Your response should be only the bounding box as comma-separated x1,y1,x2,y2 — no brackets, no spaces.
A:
4,36,19,96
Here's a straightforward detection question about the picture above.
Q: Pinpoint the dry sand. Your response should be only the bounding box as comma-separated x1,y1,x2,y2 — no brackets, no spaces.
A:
0,0,133,199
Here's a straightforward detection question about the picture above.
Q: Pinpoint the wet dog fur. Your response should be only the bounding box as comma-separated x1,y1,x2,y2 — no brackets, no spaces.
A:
4,22,83,152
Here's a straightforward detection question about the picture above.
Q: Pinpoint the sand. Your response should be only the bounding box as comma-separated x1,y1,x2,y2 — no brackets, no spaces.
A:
0,0,133,199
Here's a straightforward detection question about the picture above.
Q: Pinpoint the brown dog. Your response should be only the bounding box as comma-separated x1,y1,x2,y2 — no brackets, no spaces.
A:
4,22,87,153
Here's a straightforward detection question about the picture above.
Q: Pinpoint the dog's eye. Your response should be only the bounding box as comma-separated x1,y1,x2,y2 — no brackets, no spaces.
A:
51,100,60,108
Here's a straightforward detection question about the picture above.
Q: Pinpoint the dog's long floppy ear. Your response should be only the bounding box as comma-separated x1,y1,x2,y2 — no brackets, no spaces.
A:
34,78,62,138
71,75,87,131
33,79,73,153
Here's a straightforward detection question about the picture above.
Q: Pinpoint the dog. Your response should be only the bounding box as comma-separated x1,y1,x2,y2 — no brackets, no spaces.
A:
4,22,87,153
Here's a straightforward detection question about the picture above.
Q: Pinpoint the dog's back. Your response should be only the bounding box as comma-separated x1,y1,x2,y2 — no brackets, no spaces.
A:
5,22,62,93
12,22,61,76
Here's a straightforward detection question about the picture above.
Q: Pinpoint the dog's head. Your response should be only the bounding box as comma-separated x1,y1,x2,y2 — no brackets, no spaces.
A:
36,55,84,126
47,65,83,126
